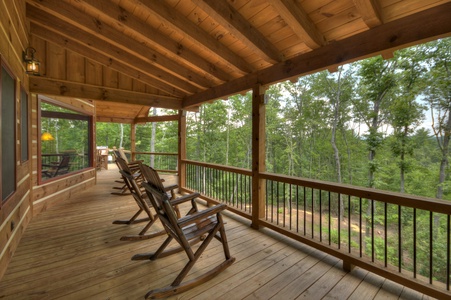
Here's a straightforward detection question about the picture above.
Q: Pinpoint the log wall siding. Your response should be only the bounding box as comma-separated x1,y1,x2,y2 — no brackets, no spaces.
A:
0,0,32,282
0,0,96,281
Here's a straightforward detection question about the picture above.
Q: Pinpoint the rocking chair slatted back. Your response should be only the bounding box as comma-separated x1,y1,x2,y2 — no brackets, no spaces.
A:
112,157,165,240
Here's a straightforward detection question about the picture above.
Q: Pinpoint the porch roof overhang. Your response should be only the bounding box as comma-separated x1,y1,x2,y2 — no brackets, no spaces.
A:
25,0,451,122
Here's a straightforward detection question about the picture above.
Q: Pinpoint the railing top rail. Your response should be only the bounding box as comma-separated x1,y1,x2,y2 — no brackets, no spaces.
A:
261,172,451,214
182,159,252,176
134,151,178,156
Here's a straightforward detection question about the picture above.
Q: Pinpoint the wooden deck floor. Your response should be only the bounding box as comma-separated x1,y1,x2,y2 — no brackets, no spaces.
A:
0,164,433,299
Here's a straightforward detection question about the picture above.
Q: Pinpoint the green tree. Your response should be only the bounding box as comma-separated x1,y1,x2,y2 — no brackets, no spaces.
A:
388,49,426,193
420,38,451,201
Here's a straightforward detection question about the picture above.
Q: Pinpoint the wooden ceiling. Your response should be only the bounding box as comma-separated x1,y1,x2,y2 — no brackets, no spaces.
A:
25,0,451,122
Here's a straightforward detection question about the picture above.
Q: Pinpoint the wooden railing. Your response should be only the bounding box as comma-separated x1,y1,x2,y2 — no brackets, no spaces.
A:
181,159,451,299
41,153,89,171
133,152,178,173
183,160,252,218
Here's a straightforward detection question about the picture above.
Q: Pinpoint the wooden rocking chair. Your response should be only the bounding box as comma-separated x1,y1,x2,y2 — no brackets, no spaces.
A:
112,157,174,229
134,164,235,299
42,155,71,179
110,148,142,196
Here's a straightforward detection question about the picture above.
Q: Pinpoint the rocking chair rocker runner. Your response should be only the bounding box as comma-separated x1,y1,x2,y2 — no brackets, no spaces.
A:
135,164,235,299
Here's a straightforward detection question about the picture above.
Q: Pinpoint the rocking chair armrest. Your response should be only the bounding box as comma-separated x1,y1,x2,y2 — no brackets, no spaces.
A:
168,192,200,206
127,160,143,166
163,183,179,192
177,203,227,227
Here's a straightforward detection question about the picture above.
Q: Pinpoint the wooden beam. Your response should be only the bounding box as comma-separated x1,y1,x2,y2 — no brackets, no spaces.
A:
29,26,187,98
134,115,179,124
269,0,326,49
353,0,383,28
96,116,134,124
192,0,282,63
70,0,233,83
138,0,254,74
183,2,451,108
178,110,187,192
251,84,266,229
26,0,215,90
29,77,183,109
27,6,199,95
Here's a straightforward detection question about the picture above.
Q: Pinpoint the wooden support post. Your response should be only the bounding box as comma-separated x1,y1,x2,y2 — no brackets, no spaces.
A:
130,123,136,161
178,110,186,190
251,84,266,229
343,260,355,272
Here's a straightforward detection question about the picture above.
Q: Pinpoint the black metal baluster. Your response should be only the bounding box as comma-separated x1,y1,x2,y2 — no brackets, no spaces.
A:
276,181,280,225
371,200,374,262
338,193,341,249
304,186,306,236
311,188,314,239
360,197,362,257
348,195,351,253
398,205,402,273
384,202,387,267
430,211,433,284
447,214,450,290
414,208,417,279
329,191,331,245
296,185,299,233
319,190,322,242
289,184,292,230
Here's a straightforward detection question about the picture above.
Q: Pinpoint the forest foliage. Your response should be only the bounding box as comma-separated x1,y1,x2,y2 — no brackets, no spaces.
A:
96,38,451,283
96,37,451,201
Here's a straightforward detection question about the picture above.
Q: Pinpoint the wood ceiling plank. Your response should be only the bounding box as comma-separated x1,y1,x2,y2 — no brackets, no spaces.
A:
183,2,451,108
269,0,327,49
352,0,383,27
134,115,179,124
30,77,183,109
69,0,233,83
27,9,196,96
26,1,210,92
137,0,255,74
191,0,282,63
30,23,186,97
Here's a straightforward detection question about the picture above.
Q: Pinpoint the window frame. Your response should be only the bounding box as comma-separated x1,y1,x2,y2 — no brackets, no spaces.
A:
38,95,94,184
20,86,29,163
1,60,17,204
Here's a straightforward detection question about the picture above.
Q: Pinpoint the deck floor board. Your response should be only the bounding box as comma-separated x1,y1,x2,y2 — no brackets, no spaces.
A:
0,165,432,299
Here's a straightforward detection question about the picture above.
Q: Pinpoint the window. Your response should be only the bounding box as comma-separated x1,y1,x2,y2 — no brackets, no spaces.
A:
39,98,93,182
21,87,29,162
1,65,16,201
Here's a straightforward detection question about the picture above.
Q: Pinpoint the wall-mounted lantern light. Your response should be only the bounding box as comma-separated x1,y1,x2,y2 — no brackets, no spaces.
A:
23,47,40,76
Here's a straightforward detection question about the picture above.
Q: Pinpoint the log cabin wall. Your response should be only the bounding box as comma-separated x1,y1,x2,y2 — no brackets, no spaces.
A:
30,95,96,215
0,0,32,281
0,0,96,280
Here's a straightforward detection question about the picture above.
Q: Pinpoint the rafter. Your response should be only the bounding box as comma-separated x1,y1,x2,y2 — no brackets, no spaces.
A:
353,0,383,28
183,2,451,108
269,0,326,49
191,0,282,63
134,115,179,124
26,1,209,92
27,7,199,95
69,0,233,83
30,23,186,97
137,0,254,74
30,77,182,109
